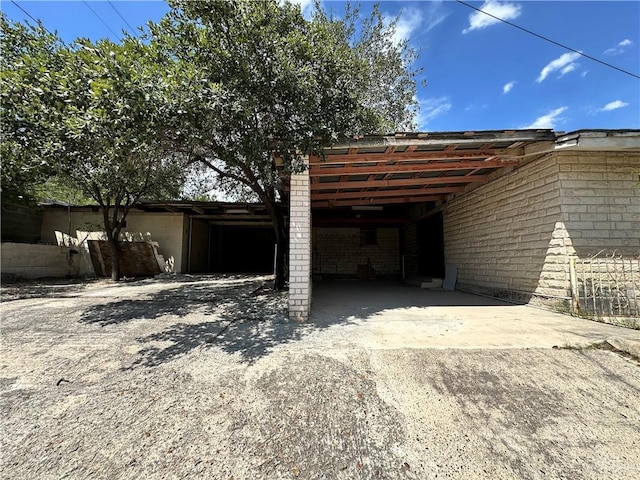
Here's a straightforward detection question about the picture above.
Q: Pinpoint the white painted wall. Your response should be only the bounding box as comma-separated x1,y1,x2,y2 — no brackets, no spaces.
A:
1,243,80,278
41,209,187,274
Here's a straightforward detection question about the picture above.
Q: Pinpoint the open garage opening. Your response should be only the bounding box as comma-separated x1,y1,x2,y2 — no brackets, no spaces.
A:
311,203,445,285
189,220,276,275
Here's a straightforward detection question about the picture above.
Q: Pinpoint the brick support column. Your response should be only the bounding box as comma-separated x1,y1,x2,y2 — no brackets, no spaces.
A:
288,160,312,321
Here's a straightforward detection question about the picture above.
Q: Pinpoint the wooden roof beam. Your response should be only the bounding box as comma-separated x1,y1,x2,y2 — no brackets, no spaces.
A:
309,159,518,177
312,195,445,208
312,185,465,200
311,148,524,164
311,175,489,191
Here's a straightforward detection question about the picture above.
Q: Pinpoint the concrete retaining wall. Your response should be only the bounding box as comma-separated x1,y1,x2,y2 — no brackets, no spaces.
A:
1,243,80,279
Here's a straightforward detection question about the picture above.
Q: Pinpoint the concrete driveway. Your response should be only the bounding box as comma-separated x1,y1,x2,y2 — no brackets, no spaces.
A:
311,280,640,351
1,275,639,479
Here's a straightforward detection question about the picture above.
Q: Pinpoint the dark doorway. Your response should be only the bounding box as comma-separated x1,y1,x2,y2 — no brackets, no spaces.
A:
417,212,445,278
210,225,275,273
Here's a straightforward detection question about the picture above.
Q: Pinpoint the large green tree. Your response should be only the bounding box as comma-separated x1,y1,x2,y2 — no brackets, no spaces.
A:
149,0,420,288
0,15,62,202
1,15,184,280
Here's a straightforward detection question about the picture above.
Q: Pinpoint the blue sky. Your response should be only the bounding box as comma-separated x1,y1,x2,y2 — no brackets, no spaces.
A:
3,1,639,133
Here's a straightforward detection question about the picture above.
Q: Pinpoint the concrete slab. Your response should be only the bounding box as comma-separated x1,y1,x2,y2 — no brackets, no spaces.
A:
310,280,640,351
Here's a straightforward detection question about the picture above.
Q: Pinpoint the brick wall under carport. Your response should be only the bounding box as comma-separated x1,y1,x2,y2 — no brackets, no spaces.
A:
442,150,639,309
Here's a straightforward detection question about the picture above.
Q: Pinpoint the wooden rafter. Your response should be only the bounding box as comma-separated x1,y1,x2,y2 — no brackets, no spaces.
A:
311,175,488,191
311,185,465,201
312,195,445,208
309,159,518,177
310,147,524,164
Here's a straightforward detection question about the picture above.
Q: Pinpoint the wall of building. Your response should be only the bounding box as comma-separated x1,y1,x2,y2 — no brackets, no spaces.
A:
442,150,640,308
41,209,186,274
313,227,400,278
443,154,570,304
1,203,42,243
558,151,640,256
1,243,80,279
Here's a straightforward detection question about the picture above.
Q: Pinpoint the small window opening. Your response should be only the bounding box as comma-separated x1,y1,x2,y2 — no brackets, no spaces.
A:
360,228,377,246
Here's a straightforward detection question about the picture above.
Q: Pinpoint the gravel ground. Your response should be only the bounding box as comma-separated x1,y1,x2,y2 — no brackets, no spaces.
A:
1,275,639,479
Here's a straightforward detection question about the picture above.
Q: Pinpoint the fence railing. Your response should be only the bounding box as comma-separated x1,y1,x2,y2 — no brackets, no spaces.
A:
570,250,640,320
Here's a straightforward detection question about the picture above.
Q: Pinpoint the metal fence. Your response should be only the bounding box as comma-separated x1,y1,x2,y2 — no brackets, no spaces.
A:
570,250,640,319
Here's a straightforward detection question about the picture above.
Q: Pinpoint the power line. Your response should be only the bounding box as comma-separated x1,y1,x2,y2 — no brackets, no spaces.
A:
82,0,121,41
107,1,136,37
9,0,56,37
456,0,640,80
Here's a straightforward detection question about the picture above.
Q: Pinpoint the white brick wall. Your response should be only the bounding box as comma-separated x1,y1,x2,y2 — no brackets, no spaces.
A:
289,164,312,321
313,227,400,277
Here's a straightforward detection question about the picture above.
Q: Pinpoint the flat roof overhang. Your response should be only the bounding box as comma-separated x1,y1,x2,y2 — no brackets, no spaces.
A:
276,129,557,208
41,201,276,227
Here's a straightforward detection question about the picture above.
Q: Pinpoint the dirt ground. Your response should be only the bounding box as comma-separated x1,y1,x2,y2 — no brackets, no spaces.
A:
1,275,639,479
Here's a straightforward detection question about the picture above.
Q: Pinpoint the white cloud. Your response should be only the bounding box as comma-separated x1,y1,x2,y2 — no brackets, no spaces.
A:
603,39,633,56
524,106,567,129
559,63,578,77
462,1,521,34
503,81,516,94
536,52,581,82
392,8,423,45
416,97,452,130
422,1,449,33
600,100,628,112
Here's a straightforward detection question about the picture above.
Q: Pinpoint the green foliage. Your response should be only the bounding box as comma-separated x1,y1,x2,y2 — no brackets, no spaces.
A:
0,14,64,201
2,13,184,207
1,2,420,283
149,0,419,195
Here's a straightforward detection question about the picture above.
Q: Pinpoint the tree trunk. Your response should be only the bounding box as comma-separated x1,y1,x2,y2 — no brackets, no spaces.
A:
263,198,287,290
109,237,121,281
101,207,122,282
272,212,287,290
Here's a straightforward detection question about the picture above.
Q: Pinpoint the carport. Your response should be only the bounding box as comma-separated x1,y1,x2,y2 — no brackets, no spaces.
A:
281,129,557,320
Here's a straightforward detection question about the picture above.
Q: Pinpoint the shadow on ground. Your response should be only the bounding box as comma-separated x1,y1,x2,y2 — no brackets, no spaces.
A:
78,277,519,368
79,276,350,367
0,277,97,301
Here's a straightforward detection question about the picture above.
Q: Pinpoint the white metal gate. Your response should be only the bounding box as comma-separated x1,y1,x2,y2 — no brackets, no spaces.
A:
570,250,640,319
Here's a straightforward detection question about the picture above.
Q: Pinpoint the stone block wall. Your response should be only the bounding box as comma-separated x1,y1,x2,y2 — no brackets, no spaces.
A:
442,150,640,307
289,170,312,321
443,154,571,303
557,151,640,256
313,227,400,278
1,243,80,279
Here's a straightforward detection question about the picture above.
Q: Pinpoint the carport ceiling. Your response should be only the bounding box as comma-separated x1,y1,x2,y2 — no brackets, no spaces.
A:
277,129,556,208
